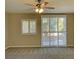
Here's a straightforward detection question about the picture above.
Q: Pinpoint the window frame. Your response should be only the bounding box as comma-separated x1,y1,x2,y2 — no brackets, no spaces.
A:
21,19,36,35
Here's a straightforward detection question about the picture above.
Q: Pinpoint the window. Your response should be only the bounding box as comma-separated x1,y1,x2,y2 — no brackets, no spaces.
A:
30,20,36,33
22,19,36,34
41,15,67,47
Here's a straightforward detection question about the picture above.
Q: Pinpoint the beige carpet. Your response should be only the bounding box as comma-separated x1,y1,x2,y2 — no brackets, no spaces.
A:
5,48,74,59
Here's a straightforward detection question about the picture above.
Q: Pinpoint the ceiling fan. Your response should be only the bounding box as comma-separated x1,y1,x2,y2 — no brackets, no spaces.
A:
25,0,55,13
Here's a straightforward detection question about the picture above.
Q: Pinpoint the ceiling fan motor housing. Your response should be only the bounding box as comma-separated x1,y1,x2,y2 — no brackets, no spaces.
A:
36,4,41,8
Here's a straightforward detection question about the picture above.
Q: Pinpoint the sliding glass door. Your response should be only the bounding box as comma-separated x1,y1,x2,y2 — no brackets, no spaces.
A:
41,15,67,47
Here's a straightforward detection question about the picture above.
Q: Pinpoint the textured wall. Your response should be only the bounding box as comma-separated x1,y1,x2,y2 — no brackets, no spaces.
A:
67,14,74,47
5,13,74,48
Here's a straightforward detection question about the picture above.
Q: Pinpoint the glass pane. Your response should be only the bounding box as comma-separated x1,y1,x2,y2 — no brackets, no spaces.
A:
41,33,50,46
42,18,49,32
58,17,66,31
59,32,67,46
50,33,58,46
30,20,36,33
22,20,29,33
50,17,57,31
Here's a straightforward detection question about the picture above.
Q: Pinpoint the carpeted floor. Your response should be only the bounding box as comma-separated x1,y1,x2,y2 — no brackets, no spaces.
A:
5,48,74,59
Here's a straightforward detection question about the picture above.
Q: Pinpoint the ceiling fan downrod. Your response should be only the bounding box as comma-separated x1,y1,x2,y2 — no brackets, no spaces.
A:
38,0,41,3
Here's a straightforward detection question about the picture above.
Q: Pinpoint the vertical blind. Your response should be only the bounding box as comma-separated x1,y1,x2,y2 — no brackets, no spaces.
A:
41,15,67,47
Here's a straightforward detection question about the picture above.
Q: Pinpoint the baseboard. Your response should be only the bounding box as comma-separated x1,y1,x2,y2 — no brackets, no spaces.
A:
5,45,74,50
67,45,74,48
5,46,10,50
5,45,41,49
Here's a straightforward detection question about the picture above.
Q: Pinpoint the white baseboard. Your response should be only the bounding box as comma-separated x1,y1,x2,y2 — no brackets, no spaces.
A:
5,45,41,50
5,46,10,50
5,45,74,50
67,45,74,48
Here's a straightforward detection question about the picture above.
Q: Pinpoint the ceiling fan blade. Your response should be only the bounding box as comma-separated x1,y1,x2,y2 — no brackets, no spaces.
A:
45,7,55,9
44,2,48,5
24,3,35,7
41,2,48,8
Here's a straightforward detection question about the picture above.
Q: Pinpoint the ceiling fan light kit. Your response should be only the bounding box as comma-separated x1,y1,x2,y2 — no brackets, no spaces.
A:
35,8,44,13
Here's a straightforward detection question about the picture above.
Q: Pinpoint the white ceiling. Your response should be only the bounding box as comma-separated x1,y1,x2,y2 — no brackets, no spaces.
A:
5,0,74,13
